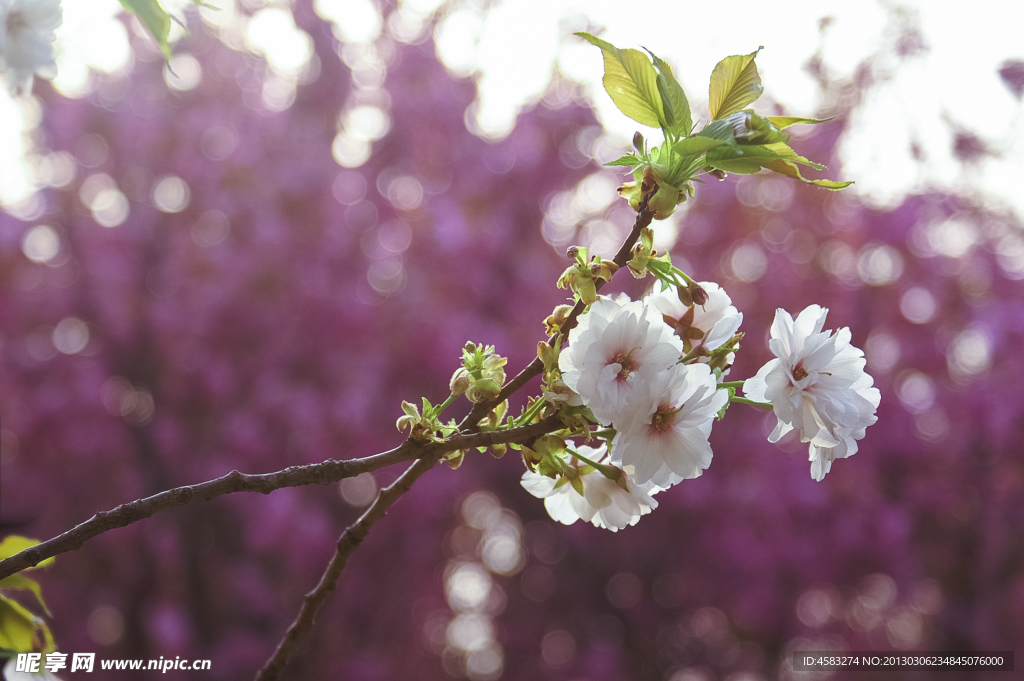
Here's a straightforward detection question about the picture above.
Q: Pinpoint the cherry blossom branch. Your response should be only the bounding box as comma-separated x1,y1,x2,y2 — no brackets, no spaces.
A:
466,197,656,426
254,413,561,680
251,197,655,678
0,416,561,581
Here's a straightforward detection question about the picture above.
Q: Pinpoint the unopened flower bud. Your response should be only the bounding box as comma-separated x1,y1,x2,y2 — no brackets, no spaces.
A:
469,377,501,402
689,283,709,307
449,368,470,395
544,304,573,335
490,443,507,459
632,131,644,151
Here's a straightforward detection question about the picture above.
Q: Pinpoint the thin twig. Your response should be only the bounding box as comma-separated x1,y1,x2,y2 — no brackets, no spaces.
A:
252,201,657,678
0,417,561,580
466,199,656,426
252,414,561,680
252,457,433,681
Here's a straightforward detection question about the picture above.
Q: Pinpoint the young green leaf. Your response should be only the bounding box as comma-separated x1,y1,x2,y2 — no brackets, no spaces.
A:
761,142,826,169
705,144,787,174
708,48,764,120
0,574,51,617
766,115,832,130
0,536,54,569
604,154,643,167
0,595,44,653
764,159,853,189
576,32,664,128
673,136,727,156
645,49,693,136
119,0,173,59
696,118,739,147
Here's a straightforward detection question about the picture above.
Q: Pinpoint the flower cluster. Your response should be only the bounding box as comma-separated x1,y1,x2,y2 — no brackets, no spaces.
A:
0,0,61,95
523,286,880,529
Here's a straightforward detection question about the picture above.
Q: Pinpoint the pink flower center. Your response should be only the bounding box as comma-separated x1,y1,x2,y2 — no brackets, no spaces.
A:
792,363,809,382
650,404,681,433
611,349,639,381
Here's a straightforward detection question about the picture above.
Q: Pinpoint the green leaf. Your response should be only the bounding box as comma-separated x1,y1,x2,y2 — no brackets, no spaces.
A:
119,0,173,59
705,145,782,174
762,142,826,170
604,154,643,167
741,112,790,145
0,595,42,653
696,118,739,147
708,48,764,120
767,115,832,130
764,159,853,189
0,575,50,617
705,142,852,189
0,537,53,570
673,136,727,156
655,143,707,187
645,49,692,136
576,32,664,128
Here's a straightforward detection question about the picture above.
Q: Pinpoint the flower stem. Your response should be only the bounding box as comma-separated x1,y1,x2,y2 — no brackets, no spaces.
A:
718,381,745,389
514,398,546,427
569,450,621,480
730,396,772,408
432,393,458,418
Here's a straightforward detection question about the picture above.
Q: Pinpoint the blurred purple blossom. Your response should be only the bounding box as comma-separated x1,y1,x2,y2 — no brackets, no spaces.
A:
2,6,1023,681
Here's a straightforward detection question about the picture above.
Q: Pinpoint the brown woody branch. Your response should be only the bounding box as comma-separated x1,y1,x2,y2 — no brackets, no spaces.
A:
3,193,657,681
0,416,561,581
253,413,562,680
254,200,657,678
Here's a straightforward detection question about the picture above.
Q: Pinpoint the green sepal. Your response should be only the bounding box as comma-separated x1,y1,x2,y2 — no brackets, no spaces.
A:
708,48,764,120
576,32,665,129
570,476,585,496
717,387,735,420
0,575,50,617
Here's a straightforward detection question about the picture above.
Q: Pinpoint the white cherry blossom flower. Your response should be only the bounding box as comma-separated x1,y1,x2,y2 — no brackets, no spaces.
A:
743,305,881,480
648,281,743,356
612,363,729,486
0,0,62,94
520,445,659,532
558,294,682,426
